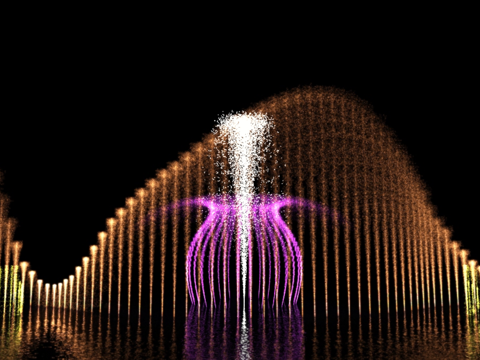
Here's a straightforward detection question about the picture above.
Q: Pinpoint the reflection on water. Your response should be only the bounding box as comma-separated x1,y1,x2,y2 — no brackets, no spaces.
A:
183,307,304,359
1,305,480,359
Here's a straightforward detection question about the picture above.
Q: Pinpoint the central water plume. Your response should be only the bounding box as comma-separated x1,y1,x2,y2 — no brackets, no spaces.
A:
213,113,274,307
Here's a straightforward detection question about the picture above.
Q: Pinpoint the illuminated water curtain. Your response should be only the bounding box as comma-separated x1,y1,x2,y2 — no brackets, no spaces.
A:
3,88,480,327
187,195,310,308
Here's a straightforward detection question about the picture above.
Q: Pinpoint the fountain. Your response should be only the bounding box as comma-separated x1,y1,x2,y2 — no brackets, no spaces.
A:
1,86,479,358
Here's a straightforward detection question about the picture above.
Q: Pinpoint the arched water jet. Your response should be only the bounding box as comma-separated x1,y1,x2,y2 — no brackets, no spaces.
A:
213,112,274,310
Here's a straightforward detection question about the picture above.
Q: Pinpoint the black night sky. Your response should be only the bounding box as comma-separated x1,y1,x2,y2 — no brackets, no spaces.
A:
1,12,477,287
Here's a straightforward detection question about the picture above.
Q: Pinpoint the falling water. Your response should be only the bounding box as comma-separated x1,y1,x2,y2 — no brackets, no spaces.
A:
75,266,81,311
194,144,203,309
90,245,98,312
158,170,167,317
214,112,273,310
52,284,56,310
98,231,107,313
69,275,74,310
307,112,317,317
428,211,437,314
405,176,415,317
436,224,444,309
171,163,179,317
363,125,373,319
45,283,50,308
37,279,42,308
390,159,399,315
116,208,126,316
20,261,28,306
379,134,391,319
3,86,479,353
63,278,68,309
371,125,381,319
107,218,116,314
354,110,362,319
29,270,35,307
294,105,305,315
2,219,15,309
82,256,89,313
136,189,146,317
182,153,192,316
147,181,157,317
331,102,341,321
444,229,452,307
398,171,407,317
126,198,135,317
422,203,432,316
411,188,420,314
58,282,62,308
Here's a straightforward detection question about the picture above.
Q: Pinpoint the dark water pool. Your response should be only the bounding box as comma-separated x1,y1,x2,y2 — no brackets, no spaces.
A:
1,306,479,359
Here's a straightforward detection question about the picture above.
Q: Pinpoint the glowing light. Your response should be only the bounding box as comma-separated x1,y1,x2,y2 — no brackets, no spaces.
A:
214,112,274,308
75,266,81,311
52,284,57,309
126,197,135,318
29,271,36,307
171,164,179,317
20,261,28,307
63,279,68,309
157,171,168,317
107,218,116,314
37,279,43,308
116,208,125,316
98,231,107,313
69,275,74,310
146,181,157,317
82,256,89,313
90,245,98,312
136,189,146,317
45,283,50,308
58,282,62,308
187,196,303,309
5,86,480,331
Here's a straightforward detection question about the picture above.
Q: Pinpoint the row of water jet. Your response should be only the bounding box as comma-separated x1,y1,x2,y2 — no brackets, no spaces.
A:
2,86,479,329
244,86,480,325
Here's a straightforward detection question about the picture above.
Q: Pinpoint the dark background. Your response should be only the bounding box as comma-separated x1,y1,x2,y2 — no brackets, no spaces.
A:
1,10,477,286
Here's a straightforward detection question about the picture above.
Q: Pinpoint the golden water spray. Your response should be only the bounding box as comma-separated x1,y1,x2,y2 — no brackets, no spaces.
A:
37,279,43,308
75,266,81,311
20,261,28,307
52,284,57,309
83,256,89,313
45,283,50,308
58,282,62,308
136,188,146,317
69,275,74,310
90,245,98,312
107,218,117,314
157,170,168,317
98,231,107,313
126,197,135,317
29,270,35,307
63,279,68,309
147,180,158,316
116,208,126,315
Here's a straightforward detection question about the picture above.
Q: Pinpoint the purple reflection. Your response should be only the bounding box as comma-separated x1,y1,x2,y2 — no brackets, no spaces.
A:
183,305,305,360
